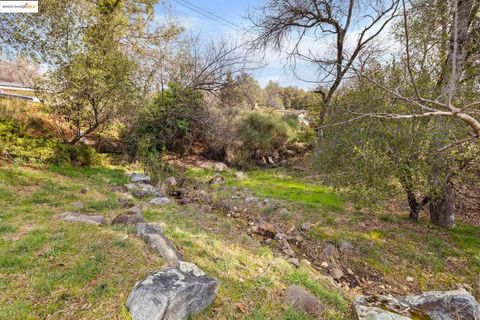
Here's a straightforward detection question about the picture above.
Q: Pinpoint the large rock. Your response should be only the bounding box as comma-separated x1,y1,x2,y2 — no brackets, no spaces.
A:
130,173,151,183
112,213,146,225
55,212,106,225
354,289,480,320
284,285,324,318
405,289,480,320
137,223,182,263
126,262,218,320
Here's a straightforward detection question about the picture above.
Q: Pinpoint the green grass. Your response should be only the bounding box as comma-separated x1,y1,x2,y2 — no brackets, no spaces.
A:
186,167,344,211
0,164,161,319
2,160,480,319
451,223,480,267
232,170,343,211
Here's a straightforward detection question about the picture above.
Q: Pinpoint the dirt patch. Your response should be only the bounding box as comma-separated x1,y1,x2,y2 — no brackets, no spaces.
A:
4,222,36,241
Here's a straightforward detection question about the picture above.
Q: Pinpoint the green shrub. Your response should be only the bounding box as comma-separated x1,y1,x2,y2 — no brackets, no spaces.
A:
132,83,205,156
136,135,172,185
228,111,297,167
0,119,100,166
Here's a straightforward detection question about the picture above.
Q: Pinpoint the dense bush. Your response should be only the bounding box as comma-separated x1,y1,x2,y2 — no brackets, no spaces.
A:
0,119,100,166
227,111,298,167
131,83,206,156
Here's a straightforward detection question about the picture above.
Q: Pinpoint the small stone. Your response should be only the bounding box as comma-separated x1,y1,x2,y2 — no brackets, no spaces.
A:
331,267,344,280
347,268,354,275
275,233,286,240
124,183,137,191
283,285,324,318
406,276,414,282
209,173,225,185
159,177,177,196
55,211,105,225
320,262,329,268
126,206,142,215
288,258,300,267
302,259,311,266
300,223,312,232
284,248,296,257
339,240,354,253
213,162,228,172
149,197,171,206
130,173,150,183
177,261,206,277
236,171,247,180
136,223,182,263
323,244,340,259
264,238,272,245
118,193,134,207
112,213,146,225
256,222,276,238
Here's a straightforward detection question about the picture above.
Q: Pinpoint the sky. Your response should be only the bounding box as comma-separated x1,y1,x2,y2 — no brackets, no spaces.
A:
155,0,318,90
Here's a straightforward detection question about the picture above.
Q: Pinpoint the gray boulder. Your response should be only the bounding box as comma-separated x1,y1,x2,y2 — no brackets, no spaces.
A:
354,289,480,320
55,212,105,225
405,289,480,320
137,223,182,263
112,213,146,225
284,285,324,318
126,262,218,320
130,173,151,183
149,197,171,205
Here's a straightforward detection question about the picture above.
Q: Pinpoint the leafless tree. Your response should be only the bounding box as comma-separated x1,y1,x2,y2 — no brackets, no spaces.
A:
169,35,250,93
249,0,401,130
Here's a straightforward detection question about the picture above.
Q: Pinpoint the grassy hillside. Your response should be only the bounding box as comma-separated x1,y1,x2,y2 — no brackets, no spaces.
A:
0,163,350,319
0,154,479,319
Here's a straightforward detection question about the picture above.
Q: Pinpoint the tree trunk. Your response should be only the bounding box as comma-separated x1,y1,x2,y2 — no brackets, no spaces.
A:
406,189,421,222
428,0,475,228
429,181,455,228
